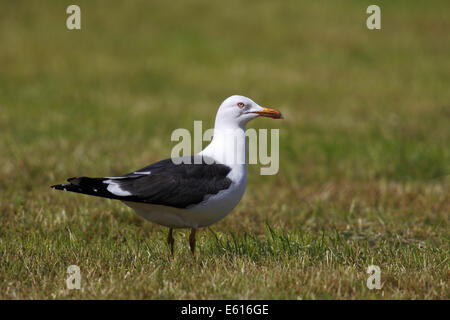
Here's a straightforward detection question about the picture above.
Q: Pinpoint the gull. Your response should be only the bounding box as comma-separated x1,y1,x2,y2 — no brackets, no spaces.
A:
51,95,282,254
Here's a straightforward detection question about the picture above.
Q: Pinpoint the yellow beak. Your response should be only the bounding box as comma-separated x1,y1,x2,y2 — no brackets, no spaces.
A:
252,107,283,119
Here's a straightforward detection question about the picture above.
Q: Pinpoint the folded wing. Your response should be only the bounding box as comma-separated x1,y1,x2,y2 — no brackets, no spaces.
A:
51,156,232,208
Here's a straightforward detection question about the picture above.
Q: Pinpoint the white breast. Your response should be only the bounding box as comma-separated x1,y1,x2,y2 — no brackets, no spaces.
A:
125,122,249,229
123,164,246,228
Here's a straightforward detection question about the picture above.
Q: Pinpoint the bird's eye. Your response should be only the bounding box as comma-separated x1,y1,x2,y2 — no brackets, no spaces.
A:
237,102,245,108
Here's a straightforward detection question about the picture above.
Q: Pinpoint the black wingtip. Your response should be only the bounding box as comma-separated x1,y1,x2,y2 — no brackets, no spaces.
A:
50,177,121,201
51,184,68,190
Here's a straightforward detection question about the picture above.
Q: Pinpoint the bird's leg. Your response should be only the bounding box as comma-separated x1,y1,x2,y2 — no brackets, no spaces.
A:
189,228,197,255
167,228,174,256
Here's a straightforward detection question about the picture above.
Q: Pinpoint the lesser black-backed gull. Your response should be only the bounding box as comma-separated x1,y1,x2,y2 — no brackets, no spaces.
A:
51,95,283,254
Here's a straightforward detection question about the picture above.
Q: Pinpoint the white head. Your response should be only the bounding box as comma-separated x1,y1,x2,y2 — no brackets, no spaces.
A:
214,95,282,129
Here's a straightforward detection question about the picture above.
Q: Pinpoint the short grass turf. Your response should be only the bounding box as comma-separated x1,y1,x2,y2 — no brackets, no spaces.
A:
0,0,449,299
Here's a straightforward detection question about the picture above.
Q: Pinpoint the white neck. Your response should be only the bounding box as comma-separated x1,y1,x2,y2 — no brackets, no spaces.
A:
200,122,247,168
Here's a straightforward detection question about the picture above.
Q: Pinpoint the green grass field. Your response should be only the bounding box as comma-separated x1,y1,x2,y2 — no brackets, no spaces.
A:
0,0,449,299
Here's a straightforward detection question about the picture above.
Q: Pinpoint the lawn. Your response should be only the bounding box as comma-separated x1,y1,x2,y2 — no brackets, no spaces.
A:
0,0,448,299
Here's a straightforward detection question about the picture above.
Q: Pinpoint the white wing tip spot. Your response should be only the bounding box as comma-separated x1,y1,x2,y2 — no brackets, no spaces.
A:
104,180,132,196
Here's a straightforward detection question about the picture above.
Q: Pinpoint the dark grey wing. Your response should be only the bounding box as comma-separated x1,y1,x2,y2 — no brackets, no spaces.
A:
51,155,232,208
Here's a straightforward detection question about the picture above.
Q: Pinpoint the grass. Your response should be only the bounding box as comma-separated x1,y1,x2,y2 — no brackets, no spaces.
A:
0,0,449,299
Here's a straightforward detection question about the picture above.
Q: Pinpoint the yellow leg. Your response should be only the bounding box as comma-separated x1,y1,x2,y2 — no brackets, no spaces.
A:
167,228,174,256
189,228,197,255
